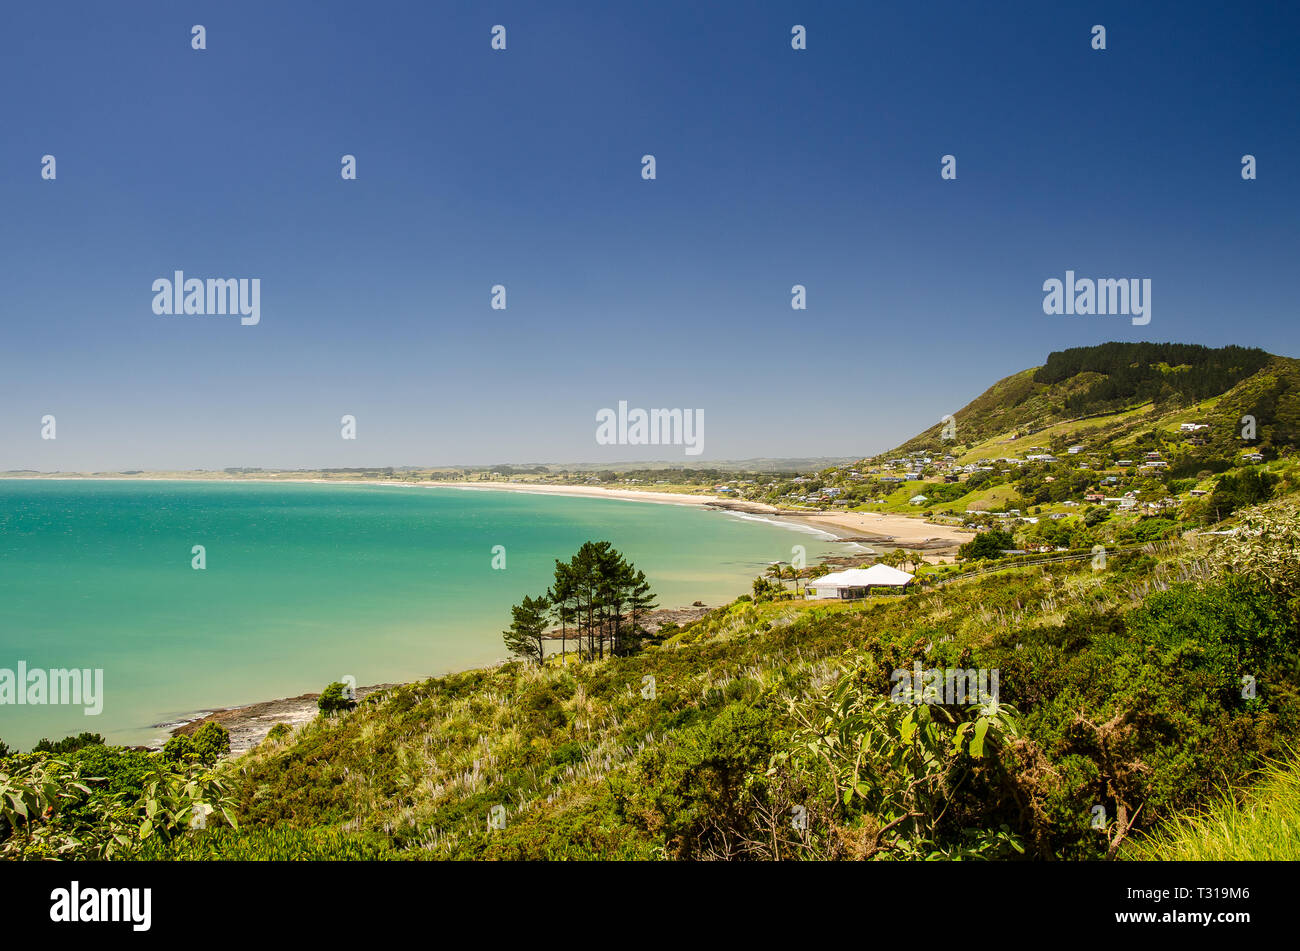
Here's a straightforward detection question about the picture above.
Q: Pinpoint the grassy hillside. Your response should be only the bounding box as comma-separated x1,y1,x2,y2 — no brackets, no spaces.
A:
893,344,1300,458
77,498,1292,861
7,343,1300,863
6,558,1297,863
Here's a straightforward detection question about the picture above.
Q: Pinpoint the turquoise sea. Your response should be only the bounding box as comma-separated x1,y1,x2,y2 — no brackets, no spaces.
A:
0,480,848,749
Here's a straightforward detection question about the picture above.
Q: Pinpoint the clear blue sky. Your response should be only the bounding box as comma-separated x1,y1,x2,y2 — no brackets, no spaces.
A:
2,1,1297,469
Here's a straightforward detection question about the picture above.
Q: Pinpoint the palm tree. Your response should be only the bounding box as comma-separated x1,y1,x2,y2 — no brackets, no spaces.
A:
881,549,907,569
786,564,804,595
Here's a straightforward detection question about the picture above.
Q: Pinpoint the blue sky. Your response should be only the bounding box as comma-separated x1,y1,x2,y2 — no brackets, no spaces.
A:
2,1,1297,469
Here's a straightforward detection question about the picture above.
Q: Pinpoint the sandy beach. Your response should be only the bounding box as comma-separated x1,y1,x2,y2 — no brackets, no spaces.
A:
430,480,721,507
7,472,972,549
434,481,973,549
776,510,974,548
9,472,973,548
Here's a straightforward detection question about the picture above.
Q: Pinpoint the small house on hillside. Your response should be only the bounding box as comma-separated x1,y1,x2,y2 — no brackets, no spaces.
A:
804,564,915,600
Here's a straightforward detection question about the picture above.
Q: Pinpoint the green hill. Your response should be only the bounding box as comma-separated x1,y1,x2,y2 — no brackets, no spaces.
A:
890,342,1300,459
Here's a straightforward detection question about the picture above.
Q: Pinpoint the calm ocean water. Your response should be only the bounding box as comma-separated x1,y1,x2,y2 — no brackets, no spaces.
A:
0,480,846,748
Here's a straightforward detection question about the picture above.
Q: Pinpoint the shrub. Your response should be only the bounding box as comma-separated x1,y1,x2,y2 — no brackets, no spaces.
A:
191,723,231,763
774,663,1024,860
1209,468,1278,518
162,723,229,766
1,754,237,859
162,734,194,764
134,825,399,861
984,574,1300,858
617,701,779,859
32,732,104,755
1210,501,1300,595
265,723,292,744
959,530,1016,560
318,682,357,716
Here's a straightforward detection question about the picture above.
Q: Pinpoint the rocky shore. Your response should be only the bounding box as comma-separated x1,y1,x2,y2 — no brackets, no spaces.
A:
166,607,717,754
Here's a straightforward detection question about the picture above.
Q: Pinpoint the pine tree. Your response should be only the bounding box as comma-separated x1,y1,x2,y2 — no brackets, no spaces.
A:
510,541,658,663
503,594,550,666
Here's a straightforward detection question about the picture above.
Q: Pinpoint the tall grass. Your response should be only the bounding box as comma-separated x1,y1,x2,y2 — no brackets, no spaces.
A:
1124,757,1300,861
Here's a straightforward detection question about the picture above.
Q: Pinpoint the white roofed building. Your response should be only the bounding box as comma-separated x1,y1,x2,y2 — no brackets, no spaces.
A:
804,564,915,600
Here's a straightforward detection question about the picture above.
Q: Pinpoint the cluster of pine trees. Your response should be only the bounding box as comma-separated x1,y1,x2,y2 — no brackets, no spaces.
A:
503,541,657,665
1033,343,1270,412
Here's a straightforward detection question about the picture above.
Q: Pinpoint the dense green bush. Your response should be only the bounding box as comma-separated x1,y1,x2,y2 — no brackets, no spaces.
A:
33,732,105,755
1,753,237,859
1209,468,1278,518
616,701,779,859
163,723,230,766
981,574,1299,858
772,664,1024,860
317,681,357,715
959,529,1016,560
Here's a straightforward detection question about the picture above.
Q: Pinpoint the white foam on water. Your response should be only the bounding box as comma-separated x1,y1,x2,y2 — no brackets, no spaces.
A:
721,510,842,541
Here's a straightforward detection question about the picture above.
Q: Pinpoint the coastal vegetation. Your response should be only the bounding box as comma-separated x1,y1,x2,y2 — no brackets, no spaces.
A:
219,509,1300,859
0,727,236,859
1124,757,1300,861
8,496,1298,860
5,342,1300,861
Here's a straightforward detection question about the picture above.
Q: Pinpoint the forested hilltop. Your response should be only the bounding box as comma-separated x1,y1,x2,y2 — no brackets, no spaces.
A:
494,343,1300,522
894,342,1297,454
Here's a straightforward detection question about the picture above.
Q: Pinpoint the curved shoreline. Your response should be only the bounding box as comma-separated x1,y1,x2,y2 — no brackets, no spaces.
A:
6,476,967,750
4,473,972,547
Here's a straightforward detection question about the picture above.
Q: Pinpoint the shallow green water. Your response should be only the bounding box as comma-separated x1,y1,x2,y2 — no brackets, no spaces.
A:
0,480,847,748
